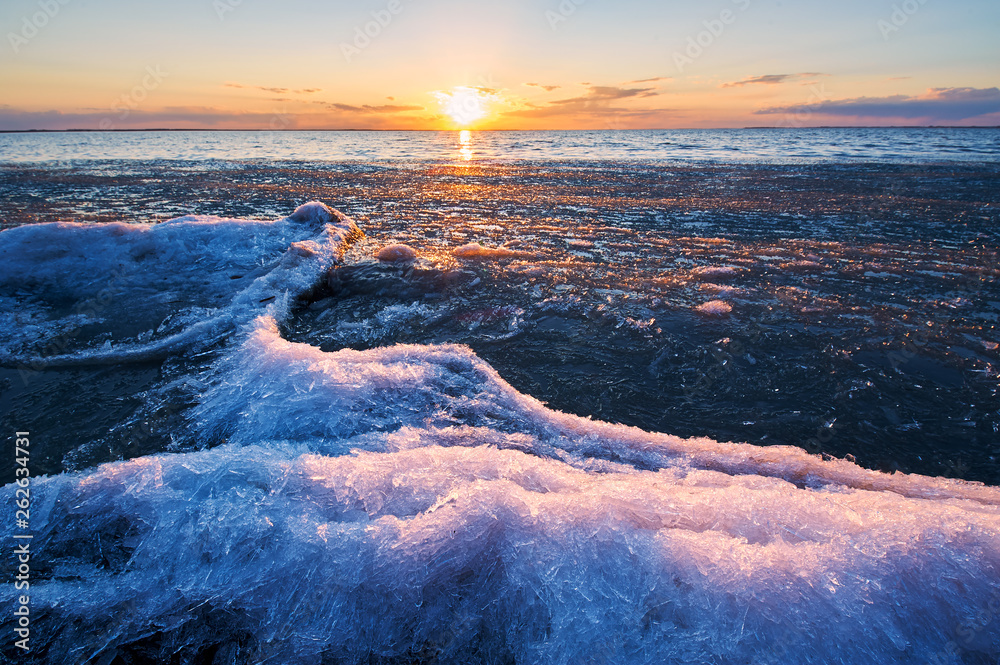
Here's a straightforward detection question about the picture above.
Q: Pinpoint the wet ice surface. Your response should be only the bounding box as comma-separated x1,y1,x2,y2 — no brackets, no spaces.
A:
1,161,999,485
1,161,999,663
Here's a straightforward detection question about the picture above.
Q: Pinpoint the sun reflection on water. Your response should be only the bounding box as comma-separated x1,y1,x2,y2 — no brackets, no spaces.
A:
458,130,473,162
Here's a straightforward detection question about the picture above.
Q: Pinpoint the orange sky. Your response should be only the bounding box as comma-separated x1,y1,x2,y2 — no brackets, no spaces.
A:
1,0,998,130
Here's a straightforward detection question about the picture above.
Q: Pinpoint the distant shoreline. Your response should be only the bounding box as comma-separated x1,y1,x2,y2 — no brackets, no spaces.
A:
1,126,999,134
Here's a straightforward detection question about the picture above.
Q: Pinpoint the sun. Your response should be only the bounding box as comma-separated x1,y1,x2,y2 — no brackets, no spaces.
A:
432,86,499,127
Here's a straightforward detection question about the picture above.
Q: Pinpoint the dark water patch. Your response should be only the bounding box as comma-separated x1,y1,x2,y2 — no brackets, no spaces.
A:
0,364,165,483
284,247,1000,485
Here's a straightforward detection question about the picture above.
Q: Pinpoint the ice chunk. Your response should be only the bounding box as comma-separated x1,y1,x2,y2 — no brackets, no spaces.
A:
695,299,733,315
453,242,527,260
288,200,344,226
376,243,418,263
0,203,362,366
780,259,825,272
3,307,999,663
4,414,998,663
691,265,738,280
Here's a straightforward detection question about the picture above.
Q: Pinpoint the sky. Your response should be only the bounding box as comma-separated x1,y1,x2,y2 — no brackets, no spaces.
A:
1,0,998,130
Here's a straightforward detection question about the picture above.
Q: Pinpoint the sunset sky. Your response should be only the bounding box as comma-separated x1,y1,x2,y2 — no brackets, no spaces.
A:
1,0,998,130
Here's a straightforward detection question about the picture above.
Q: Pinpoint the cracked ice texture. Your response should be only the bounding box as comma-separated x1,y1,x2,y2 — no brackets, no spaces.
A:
2,203,998,664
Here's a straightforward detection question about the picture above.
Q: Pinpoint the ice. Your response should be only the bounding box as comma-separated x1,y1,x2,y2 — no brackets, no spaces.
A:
2,202,999,663
691,265,739,280
0,201,361,365
453,242,528,260
780,259,826,272
193,316,1000,503
329,302,445,345
3,315,999,662
695,299,733,315
375,243,418,263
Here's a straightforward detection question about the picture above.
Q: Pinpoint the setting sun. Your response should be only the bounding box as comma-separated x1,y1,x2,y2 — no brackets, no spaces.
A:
432,86,499,128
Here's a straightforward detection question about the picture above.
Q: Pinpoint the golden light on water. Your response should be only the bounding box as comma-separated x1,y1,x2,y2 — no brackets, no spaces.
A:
459,129,473,161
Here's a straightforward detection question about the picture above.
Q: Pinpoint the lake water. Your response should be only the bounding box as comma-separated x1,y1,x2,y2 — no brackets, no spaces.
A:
1,127,998,163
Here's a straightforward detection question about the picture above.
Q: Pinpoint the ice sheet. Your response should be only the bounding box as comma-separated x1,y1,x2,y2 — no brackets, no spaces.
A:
2,202,998,663
0,201,361,365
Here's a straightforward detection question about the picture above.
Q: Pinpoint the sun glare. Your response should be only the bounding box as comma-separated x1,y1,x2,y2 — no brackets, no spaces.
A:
433,86,498,127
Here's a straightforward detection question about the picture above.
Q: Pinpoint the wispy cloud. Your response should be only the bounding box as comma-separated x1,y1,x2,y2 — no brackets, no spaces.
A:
225,83,323,94
324,103,423,114
555,86,660,103
506,85,662,119
629,76,671,84
525,82,561,92
0,107,284,130
755,87,1000,122
0,104,424,131
722,73,827,88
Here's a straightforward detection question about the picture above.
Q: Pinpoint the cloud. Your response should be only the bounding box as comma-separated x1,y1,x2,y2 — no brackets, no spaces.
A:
525,82,561,92
505,85,662,119
550,85,659,104
325,103,423,114
0,103,424,131
722,73,827,88
224,83,323,95
0,107,281,130
629,76,671,84
755,87,1000,122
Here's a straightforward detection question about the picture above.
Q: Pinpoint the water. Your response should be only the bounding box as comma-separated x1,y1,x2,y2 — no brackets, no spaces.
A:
1,131,999,663
1,127,998,163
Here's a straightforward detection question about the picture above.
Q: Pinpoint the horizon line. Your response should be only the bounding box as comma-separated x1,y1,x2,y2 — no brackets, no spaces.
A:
2,126,1000,134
